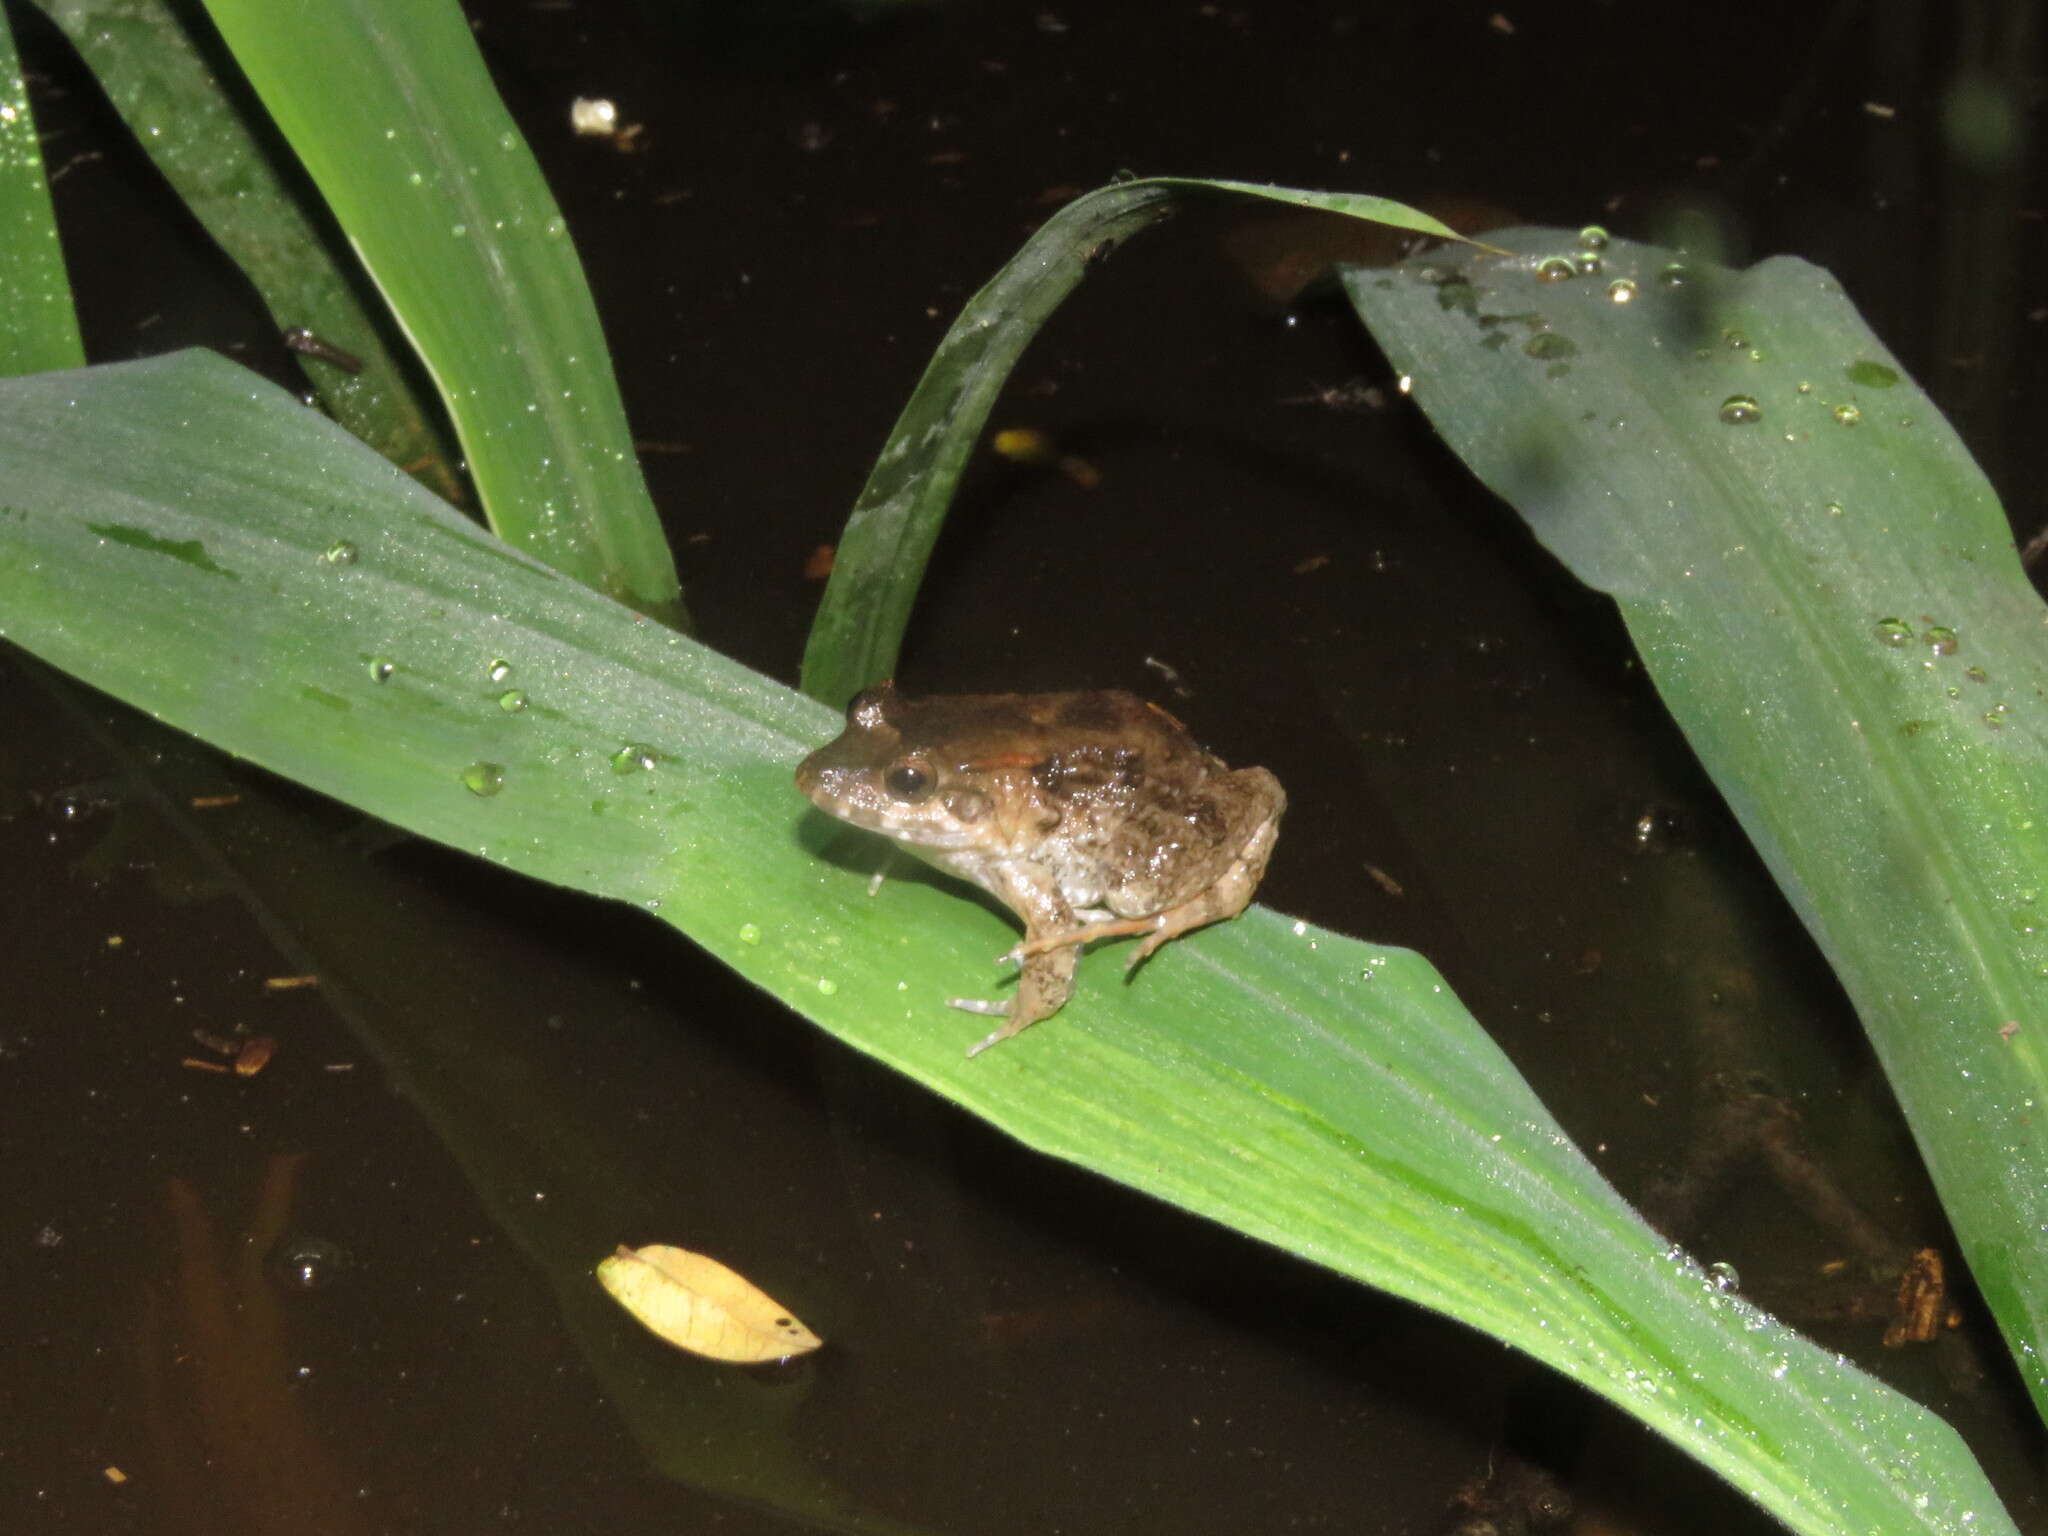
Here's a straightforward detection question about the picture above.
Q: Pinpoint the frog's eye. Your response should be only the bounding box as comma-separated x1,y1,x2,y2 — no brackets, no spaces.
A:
883,758,935,802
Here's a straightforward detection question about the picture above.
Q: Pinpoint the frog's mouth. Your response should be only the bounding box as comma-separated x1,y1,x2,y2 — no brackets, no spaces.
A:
798,773,994,853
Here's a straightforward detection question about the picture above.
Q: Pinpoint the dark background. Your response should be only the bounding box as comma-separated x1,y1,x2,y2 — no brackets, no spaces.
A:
3,1,2043,1533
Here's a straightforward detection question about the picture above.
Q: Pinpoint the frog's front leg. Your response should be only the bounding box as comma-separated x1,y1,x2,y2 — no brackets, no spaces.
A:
948,860,1081,1056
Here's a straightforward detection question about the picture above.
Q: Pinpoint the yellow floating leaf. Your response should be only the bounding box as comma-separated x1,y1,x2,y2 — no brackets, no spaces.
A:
595,1243,822,1363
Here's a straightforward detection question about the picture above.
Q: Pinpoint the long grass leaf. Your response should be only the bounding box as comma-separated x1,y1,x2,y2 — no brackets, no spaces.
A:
799,178,1470,706
34,0,454,491
196,0,684,622
0,5,83,373
1347,228,2048,1420
0,349,2014,1536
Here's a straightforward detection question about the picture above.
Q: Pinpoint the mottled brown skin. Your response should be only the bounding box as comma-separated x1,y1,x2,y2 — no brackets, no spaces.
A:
795,682,1284,1055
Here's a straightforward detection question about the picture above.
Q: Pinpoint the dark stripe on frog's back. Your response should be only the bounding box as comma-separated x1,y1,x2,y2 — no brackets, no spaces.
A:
1032,743,1145,803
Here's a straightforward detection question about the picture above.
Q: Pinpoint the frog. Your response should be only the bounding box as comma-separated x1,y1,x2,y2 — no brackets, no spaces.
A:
795,681,1285,1056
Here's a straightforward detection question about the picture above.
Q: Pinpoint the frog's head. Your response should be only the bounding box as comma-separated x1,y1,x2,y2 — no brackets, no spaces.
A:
795,681,1007,852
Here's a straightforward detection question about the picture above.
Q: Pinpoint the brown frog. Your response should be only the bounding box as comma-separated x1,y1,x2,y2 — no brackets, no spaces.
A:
795,681,1284,1055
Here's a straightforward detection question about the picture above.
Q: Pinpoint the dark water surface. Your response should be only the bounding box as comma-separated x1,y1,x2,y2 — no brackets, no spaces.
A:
4,1,2044,1532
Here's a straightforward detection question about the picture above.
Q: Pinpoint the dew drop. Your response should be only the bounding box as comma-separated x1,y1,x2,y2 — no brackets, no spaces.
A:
739,923,762,945
1832,402,1862,426
320,540,359,566
1985,704,2009,728
368,657,395,683
610,744,659,774
1533,255,1577,282
1434,277,1478,316
461,762,506,797
1873,617,1914,646
1718,394,1762,425
1924,625,1959,656
1706,1261,1741,1293
1657,262,1689,286
268,1236,349,1292
816,977,838,996
486,658,513,683
1824,501,1845,516
1577,224,1610,250
1965,665,1988,684
497,689,528,712
1606,277,1638,303
1846,359,1900,389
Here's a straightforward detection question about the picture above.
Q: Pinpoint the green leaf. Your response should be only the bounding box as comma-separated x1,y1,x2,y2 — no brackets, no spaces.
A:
34,0,454,492
196,0,684,622
0,5,84,373
799,178,1472,706
0,349,2015,1536
1346,230,2048,1420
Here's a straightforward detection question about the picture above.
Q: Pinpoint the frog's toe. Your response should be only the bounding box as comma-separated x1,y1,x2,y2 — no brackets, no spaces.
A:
948,995,1010,1016
964,1024,1012,1057
1123,920,1176,970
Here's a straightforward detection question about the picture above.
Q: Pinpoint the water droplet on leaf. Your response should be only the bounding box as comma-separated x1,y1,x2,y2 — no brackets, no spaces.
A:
611,744,659,774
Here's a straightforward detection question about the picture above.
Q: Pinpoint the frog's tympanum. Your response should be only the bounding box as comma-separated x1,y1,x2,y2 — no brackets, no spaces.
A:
795,682,1285,1056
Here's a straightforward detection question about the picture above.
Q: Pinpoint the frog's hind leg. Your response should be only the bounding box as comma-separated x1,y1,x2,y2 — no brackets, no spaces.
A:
1121,807,1283,968
1007,914,1161,961
954,945,1078,1057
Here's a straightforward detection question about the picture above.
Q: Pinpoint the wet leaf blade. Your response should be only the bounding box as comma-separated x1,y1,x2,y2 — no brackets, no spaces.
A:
1347,230,2048,1421
0,350,2014,1536
798,179,1472,706
34,0,456,493
196,0,684,621
0,5,84,374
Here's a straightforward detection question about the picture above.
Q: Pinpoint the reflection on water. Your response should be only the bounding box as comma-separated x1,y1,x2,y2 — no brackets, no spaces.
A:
137,1154,375,1536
